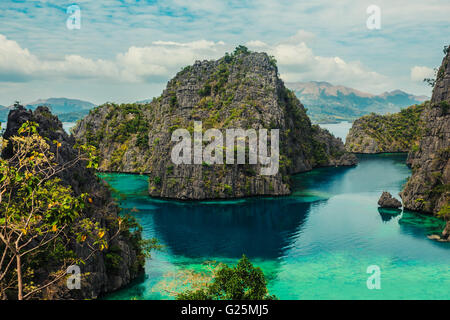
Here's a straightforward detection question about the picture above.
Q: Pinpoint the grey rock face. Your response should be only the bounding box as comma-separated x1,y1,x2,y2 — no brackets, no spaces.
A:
400,48,450,215
74,51,357,200
378,191,402,209
431,48,450,103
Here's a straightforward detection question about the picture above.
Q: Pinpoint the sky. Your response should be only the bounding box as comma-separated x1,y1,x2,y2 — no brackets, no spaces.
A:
0,0,449,106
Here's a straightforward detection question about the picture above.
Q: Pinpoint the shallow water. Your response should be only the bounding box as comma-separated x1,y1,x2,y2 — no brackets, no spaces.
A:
101,153,449,300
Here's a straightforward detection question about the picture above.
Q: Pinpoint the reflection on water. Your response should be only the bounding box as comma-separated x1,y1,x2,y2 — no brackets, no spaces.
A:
378,208,402,222
101,153,450,300
149,199,310,259
399,210,447,239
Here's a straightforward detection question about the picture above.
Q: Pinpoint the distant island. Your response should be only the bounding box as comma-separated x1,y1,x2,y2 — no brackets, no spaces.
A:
0,98,97,123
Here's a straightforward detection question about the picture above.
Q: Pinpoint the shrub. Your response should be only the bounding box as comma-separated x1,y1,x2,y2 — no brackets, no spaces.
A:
176,255,276,300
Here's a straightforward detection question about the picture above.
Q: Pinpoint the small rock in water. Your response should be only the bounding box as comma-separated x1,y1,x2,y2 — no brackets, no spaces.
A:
378,191,402,209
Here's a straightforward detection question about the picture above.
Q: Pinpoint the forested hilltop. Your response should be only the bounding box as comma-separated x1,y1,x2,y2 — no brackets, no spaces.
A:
345,103,425,153
73,47,357,200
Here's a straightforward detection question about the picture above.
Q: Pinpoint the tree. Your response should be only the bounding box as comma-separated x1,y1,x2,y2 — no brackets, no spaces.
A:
423,67,438,87
157,255,276,300
424,46,449,87
0,121,119,299
233,45,250,56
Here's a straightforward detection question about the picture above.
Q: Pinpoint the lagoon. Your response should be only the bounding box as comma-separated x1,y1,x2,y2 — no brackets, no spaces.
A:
101,153,449,300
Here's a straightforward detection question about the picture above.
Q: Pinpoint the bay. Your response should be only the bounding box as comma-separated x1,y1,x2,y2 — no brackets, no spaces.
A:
101,153,450,300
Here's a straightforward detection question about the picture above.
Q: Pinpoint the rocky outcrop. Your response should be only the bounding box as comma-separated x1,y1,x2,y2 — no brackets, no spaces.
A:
2,105,145,299
400,47,450,218
431,47,450,104
378,192,402,209
74,49,357,200
345,103,425,153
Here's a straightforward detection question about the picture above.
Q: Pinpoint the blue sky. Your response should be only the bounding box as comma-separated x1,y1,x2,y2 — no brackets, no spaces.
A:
0,0,449,105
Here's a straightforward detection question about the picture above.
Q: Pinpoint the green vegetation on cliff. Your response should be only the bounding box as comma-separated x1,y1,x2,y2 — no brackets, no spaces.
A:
0,106,158,300
345,102,426,153
399,46,450,222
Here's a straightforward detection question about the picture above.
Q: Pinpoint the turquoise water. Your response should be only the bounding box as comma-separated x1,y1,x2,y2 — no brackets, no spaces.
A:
101,153,449,300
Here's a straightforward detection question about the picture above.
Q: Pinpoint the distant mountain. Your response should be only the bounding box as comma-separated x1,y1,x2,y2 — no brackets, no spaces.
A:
286,81,429,123
135,98,153,104
25,98,96,113
24,98,97,122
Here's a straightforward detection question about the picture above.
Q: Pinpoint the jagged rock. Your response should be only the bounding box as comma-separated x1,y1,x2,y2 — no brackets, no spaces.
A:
2,105,144,299
74,50,357,200
378,191,402,209
427,234,443,241
400,47,450,216
431,48,450,103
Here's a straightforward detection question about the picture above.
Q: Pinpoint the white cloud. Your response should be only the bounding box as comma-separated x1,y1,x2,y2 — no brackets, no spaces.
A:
0,34,226,83
245,40,269,48
0,0,447,102
0,34,40,81
410,66,435,82
284,30,316,44
247,34,390,92
0,31,400,93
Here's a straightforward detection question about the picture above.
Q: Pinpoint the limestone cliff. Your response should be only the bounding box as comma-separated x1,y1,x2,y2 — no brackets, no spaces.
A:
345,103,425,153
73,49,357,200
400,47,450,218
2,106,145,299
